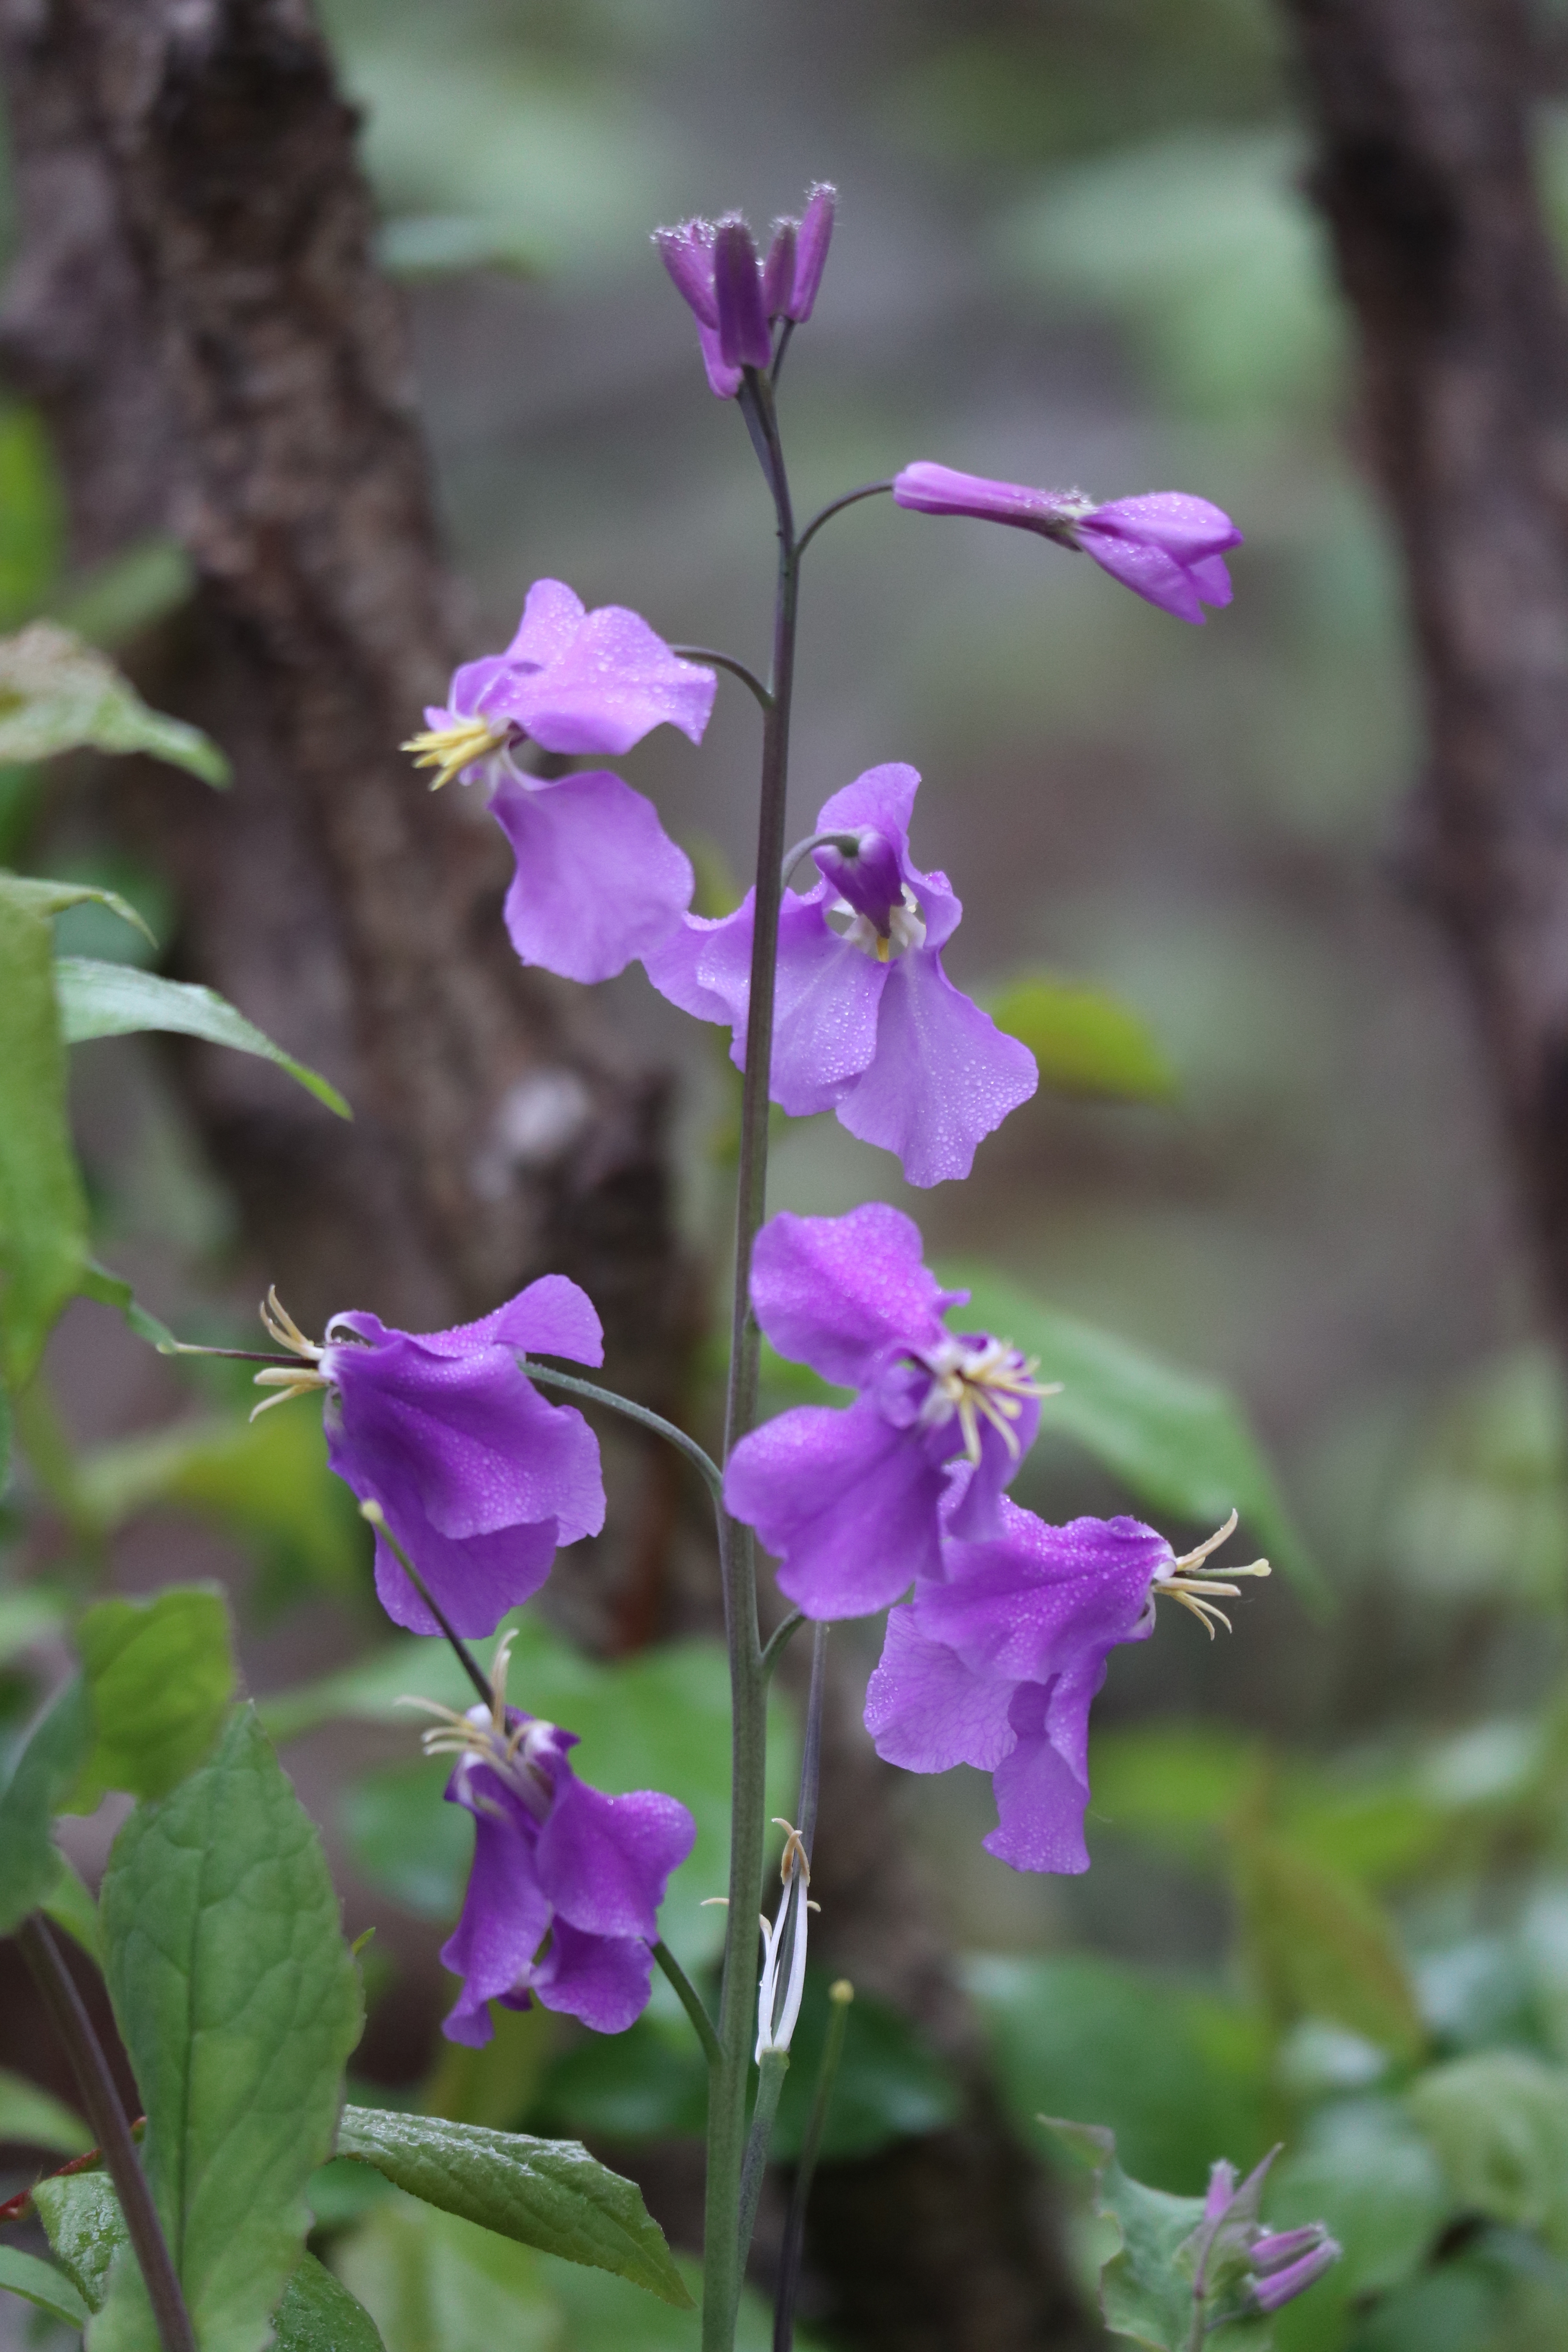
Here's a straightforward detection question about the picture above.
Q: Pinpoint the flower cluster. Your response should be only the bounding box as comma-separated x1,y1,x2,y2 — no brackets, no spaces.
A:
655,184,835,396
411,1638,695,2043
1190,2154,1342,2321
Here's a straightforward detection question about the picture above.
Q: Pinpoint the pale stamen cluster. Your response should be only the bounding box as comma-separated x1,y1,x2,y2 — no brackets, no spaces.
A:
917,1335,1058,1465
756,1816,814,2061
837,882,926,964
250,1287,330,1421
401,711,514,793
1150,1510,1270,1638
396,1631,554,1816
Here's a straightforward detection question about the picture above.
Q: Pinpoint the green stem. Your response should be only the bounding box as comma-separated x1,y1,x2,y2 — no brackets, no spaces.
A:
759,1611,806,1680
702,362,799,2352
772,1980,853,2352
669,647,774,712
17,1915,197,2352
519,1360,725,1505
735,2049,789,2272
653,1940,721,2068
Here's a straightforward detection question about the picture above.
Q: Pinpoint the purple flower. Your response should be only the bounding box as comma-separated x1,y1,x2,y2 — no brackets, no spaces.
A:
416,1641,695,2043
864,1503,1270,1871
722,1205,1049,1618
655,185,837,397
892,464,1242,626
403,579,711,982
644,763,1037,1186
1249,2234,1341,2313
253,1281,607,1640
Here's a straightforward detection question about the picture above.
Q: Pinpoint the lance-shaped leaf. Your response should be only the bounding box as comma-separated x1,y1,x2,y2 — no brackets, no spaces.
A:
0,2245,91,2332
0,622,227,784
0,1677,92,1935
947,1267,1326,1609
68,1585,236,1811
0,2064,92,2153
271,2254,386,2352
95,1705,363,2352
0,878,87,1384
34,2172,128,2314
77,1261,178,1351
989,972,1176,1103
335,2106,691,2310
55,958,350,1119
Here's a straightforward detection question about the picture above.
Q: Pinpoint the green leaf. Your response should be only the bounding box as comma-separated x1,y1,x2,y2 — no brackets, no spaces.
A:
77,1262,178,1352
0,879,87,1385
0,2063,92,2153
0,1582,68,1663
0,871,156,945
967,1954,1269,2194
69,1584,235,1809
946,1268,1326,1609
0,406,65,630
55,959,350,1119
1267,2098,1446,2302
335,2105,691,2309
1038,2118,1212,2351
0,622,227,785
34,2171,128,2314
54,539,194,653
0,1677,92,1935
332,2195,568,2352
1234,1828,1425,2062
95,1704,363,2352
0,2245,92,2331
1406,2051,1568,2254
272,2254,386,2352
989,973,1176,1102
40,1852,103,1964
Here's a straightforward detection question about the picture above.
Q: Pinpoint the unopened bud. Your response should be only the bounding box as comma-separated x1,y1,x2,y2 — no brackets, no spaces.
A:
786,183,836,322
713,216,771,370
763,220,798,318
1250,2232,1341,2314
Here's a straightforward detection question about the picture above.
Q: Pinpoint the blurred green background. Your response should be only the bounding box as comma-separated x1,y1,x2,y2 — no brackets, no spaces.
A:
11,3,1568,2348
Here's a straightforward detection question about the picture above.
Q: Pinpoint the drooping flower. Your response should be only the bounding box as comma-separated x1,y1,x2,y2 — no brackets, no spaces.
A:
892,464,1242,626
252,1282,606,1639
645,762,1037,1186
864,1501,1269,1871
402,578,712,983
722,1205,1050,1618
654,185,837,397
410,1637,695,2043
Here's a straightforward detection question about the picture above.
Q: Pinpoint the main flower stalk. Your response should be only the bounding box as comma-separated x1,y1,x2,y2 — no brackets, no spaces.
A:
704,362,799,2350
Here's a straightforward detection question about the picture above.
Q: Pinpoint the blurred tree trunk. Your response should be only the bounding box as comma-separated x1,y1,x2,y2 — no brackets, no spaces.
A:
0,4,1092,2345
1279,0,1568,1347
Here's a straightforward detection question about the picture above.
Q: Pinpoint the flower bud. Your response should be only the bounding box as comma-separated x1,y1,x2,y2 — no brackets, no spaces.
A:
653,220,719,328
763,220,798,317
1250,2237,1341,2314
713,214,771,370
814,827,904,933
786,182,836,321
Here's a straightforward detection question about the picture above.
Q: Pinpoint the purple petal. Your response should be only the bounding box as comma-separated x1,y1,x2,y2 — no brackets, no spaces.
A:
915,1504,1165,1685
725,1395,947,1617
1203,2160,1240,2227
983,1681,1100,1874
713,215,771,369
786,183,836,322
504,578,588,672
1252,2243,1341,2314
530,1919,655,2034
487,1273,604,1369
769,899,886,1113
891,463,1083,535
1252,2228,1333,2276
1084,491,1241,562
446,653,519,722
697,320,744,399
762,220,797,316
512,606,717,755
1189,553,1234,607
537,1773,695,1941
642,904,742,1021
834,950,1038,1186
653,220,719,328
937,1392,1042,1541
491,771,694,984
439,1796,551,2047
1075,524,1207,624
370,1515,560,1639
748,1203,958,1387
815,764,962,951
864,1604,1018,1773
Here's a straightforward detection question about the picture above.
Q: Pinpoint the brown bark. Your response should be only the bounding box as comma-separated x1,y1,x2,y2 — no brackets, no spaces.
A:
1279,0,1568,1343
0,5,1092,2341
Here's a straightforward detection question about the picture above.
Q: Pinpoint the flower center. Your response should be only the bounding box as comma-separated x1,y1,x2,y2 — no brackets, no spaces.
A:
249,1286,330,1419
399,1631,558,1817
401,712,515,792
837,883,926,964
1149,1511,1271,1637
915,1335,1051,1463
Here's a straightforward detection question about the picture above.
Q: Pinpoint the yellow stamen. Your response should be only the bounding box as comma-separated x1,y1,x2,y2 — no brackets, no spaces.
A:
773,1817,810,1887
1151,1510,1270,1639
923,1338,1060,1466
401,713,513,791
250,1287,327,1419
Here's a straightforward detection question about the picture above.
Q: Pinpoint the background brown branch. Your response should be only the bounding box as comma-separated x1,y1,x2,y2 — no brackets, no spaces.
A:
0,4,1091,2343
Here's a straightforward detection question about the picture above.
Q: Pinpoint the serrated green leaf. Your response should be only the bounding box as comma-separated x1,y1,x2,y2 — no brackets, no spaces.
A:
95,1705,363,2352
272,2254,385,2352
0,2244,91,2330
77,1262,178,1352
0,1677,92,1935
69,1585,235,1810
0,2064,91,2153
0,623,227,784
335,2106,691,2309
989,972,1176,1102
34,2171,128,2314
55,960,350,1119
1234,1828,1425,2062
946,1268,1326,1609
1406,2051,1568,2253
0,881,87,1385
1039,2117,1210,2350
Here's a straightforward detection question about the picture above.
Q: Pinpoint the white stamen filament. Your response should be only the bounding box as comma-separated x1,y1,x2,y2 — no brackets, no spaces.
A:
756,1818,812,2062
916,1335,1058,1466
1150,1510,1271,1639
396,1632,556,1811
250,1287,329,1419
837,882,927,964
